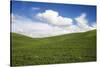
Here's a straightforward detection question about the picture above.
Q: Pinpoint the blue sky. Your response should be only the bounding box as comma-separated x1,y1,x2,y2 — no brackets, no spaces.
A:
11,1,96,38
11,1,96,23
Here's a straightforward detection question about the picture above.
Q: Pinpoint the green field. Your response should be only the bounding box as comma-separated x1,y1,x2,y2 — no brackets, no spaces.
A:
11,30,96,66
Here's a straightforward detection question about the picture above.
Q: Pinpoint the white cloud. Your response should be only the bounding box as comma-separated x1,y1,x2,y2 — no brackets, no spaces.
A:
11,10,96,38
75,13,96,32
12,13,69,38
36,10,73,26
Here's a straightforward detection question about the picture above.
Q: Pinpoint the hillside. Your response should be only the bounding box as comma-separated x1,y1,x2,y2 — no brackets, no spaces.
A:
11,30,96,66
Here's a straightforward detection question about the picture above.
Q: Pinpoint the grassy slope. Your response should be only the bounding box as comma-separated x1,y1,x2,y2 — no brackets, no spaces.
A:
11,30,96,66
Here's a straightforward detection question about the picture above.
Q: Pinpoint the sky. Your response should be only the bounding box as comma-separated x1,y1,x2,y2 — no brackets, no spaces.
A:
11,1,96,38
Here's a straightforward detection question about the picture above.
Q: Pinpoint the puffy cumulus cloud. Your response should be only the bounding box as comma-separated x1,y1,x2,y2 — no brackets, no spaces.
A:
11,14,69,38
11,10,96,38
36,10,73,26
75,13,96,32
36,10,96,33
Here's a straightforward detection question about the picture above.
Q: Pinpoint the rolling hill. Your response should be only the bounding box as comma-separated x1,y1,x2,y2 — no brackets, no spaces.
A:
11,30,96,66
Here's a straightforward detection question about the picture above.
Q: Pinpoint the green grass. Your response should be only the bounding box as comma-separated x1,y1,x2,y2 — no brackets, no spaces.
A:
11,30,96,66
